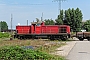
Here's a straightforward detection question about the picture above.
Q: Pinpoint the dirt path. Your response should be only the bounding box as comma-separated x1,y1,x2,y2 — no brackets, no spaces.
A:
51,41,77,56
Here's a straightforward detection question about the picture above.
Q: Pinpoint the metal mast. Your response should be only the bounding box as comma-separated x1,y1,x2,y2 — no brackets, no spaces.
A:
53,0,66,14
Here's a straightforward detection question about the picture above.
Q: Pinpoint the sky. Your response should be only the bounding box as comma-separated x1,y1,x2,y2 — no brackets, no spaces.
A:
0,0,90,29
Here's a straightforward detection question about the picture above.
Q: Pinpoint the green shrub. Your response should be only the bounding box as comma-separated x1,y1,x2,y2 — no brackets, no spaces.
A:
0,32,10,38
0,46,65,60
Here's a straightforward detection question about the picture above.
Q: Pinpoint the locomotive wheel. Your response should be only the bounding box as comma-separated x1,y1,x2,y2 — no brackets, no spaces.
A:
20,36,23,40
62,38,67,41
79,39,83,41
79,38,83,41
50,36,54,40
61,38,67,41
57,36,61,40
61,36,68,41
88,38,90,41
50,37,54,40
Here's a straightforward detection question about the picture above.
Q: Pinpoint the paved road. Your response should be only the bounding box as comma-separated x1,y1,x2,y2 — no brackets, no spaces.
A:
66,41,90,60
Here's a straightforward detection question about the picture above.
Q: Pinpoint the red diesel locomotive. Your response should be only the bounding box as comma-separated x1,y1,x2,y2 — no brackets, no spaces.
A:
14,21,70,40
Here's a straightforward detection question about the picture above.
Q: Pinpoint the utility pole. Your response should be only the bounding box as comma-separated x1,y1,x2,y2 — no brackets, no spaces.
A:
27,20,28,25
41,12,43,21
53,0,66,14
0,22,1,32
10,14,13,40
11,14,13,34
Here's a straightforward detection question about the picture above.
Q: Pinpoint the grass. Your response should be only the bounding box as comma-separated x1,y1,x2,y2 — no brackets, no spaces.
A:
0,39,48,47
0,39,67,53
37,41,66,53
0,39,67,60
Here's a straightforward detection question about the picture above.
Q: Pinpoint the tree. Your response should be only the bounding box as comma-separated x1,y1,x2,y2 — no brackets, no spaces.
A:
55,10,63,25
44,19,50,25
50,19,55,25
0,21,8,31
36,18,40,22
64,9,71,25
71,8,76,31
63,8,83,32
75,8,83,32
44,19,55,25
83,20,90,32
64,8,74,31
